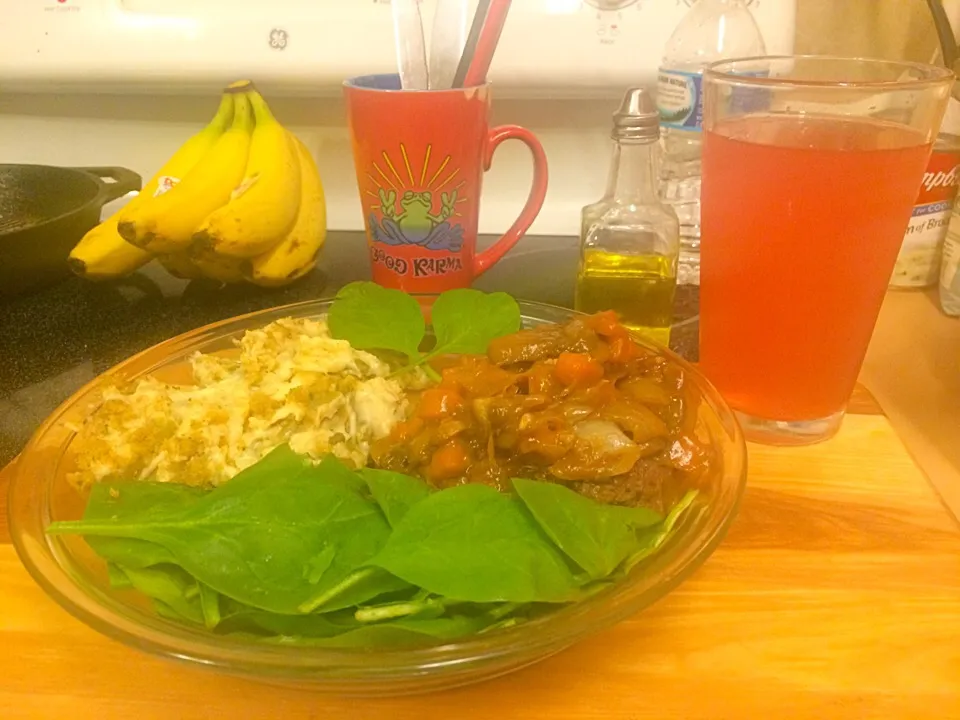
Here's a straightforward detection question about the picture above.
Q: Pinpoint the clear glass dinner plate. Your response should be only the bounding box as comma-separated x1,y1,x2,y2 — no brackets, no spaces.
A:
7,298,746,696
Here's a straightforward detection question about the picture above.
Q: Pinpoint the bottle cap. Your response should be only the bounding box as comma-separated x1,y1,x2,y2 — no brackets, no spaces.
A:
612,87,660,141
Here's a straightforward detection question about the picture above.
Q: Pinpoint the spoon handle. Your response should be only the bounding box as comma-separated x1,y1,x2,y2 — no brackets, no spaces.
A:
392,0,429,90
429,0,468,90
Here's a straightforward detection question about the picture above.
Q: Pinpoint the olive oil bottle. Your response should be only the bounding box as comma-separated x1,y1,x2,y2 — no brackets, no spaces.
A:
576,88,680,347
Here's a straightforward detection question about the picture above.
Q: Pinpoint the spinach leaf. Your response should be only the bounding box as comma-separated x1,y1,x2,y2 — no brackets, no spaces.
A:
291,625,440,648
217,600,359,638
386,614,495,640
300,566,411,613
222,442,313,483
198,583,221,629
49,446,394,614
327,281,425,363
371,484,581,603
354,595,447,623
355,594,529,627
302,545,336,585
479,616,528,634
513,478,662,580
115,564,205,626
237,613,354,639
315,453,368,495
219,598,498,643
106,562,133,589
428,288,522,356
623,490,699,572
90,536,175,571
326,283,522,373
155,600,194,624
661,490,698,533
280,615,495,647
83,482,205,569
360,468,433,527
609,504,666,528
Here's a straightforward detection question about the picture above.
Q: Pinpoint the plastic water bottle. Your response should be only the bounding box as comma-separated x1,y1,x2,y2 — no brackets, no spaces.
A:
657,0,766,286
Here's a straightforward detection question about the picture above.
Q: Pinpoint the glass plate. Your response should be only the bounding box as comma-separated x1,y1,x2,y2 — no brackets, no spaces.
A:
7,298,746,696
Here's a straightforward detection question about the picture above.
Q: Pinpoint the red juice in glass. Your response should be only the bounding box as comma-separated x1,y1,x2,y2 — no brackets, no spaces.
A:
699,58,952,443
700,114,932,427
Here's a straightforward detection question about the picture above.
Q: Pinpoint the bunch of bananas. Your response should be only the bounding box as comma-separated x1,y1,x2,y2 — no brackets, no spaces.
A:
68,81,326,287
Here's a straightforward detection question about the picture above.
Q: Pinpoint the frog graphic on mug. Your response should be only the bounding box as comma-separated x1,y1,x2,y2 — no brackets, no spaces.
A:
369,188,465,252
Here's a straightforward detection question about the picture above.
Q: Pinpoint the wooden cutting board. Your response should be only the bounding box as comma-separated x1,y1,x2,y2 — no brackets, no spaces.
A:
2,387,959,720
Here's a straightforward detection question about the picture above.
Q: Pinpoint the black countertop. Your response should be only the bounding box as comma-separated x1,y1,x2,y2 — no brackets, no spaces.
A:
0,233,697,466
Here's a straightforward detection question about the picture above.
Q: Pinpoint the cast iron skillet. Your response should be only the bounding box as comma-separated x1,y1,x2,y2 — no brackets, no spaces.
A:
0,165,141,297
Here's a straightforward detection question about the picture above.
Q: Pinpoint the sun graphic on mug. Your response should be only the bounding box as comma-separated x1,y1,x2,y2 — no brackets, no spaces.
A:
364,144,469,253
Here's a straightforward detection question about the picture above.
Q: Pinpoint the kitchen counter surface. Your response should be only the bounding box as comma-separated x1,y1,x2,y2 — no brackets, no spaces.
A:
861,287,960,519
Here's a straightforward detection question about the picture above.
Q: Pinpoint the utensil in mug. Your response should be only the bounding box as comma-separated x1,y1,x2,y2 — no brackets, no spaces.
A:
429,0,468,90
452,0,492,89
344,73,548,294
391,0,429,90
462,0,512,87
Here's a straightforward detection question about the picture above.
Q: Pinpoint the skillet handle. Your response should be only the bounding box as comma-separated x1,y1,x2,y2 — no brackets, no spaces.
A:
68,166,143,207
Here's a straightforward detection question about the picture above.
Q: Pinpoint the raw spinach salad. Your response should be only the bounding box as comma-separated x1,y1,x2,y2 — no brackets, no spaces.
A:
48,446,696,646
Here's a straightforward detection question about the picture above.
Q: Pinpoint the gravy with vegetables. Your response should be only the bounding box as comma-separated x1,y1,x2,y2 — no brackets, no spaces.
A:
372,311,712,510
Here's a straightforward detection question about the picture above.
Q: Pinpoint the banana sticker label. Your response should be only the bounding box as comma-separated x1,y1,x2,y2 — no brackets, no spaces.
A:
153,176,181,197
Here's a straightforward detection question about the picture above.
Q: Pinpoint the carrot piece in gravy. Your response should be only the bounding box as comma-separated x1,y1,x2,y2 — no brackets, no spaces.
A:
608,336,639,364
417,387,465,420
427,438,472,482
585,310,622,338
554,353,605,387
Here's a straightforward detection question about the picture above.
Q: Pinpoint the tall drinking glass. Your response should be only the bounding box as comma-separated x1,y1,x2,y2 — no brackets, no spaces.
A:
700,56,953,445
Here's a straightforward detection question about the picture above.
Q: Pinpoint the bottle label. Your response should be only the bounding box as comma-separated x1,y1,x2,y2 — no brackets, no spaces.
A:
893,147,960,288
657,69,702,132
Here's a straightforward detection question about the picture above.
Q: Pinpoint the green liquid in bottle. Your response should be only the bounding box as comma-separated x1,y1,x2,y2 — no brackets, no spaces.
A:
576,249,677,347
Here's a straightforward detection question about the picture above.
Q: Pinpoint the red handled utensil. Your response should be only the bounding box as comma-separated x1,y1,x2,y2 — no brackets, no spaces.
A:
429,0,469,90
451,0,492,88
461,0,512,87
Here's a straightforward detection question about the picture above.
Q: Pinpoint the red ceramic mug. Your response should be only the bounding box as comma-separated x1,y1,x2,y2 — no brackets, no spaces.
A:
344,74,548,293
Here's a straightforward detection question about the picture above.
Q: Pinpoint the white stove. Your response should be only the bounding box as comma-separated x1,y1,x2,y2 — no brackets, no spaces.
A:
0,0,796,235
